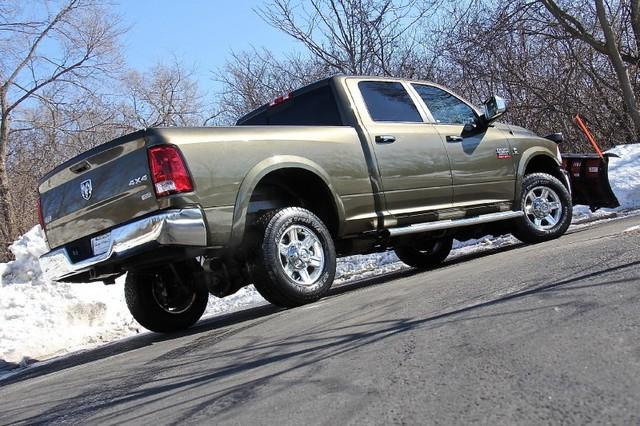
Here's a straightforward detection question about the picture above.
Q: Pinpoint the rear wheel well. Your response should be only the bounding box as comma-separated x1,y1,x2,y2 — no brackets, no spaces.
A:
524,155,566,188
248,168,339,237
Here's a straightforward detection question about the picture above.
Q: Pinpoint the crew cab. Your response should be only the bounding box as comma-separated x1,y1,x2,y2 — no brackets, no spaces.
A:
38,76,573,332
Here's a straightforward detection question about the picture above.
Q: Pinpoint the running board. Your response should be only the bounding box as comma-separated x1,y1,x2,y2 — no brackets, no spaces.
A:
384,211,523,237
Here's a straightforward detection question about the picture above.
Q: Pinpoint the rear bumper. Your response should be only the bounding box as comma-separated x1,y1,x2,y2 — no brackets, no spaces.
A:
39,208,208,282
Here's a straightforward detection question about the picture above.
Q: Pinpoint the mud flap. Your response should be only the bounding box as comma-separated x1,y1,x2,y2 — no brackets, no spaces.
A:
561,153,620,211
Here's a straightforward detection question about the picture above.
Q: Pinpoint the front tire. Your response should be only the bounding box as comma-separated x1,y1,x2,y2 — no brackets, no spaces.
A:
394,237,453,269
251,207,336,308
513,173,572,244
125,261,209,333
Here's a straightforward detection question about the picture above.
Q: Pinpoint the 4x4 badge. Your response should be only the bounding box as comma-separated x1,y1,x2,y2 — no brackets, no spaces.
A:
81,179,93,200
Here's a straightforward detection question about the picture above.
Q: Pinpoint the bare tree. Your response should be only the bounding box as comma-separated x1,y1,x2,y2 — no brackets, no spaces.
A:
257,0,439,76
539,0,640,138
215,48,331,123
120,60,214,129
0,0,123,260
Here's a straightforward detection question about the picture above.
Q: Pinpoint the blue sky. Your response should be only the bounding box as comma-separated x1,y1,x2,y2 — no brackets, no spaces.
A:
113,1,299,95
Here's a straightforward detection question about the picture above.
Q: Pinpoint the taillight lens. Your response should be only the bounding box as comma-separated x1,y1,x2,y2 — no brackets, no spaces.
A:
37,196,46,230
147,145,194,197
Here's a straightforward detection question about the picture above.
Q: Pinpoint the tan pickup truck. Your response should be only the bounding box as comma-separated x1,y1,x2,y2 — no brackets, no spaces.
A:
38,76,573,332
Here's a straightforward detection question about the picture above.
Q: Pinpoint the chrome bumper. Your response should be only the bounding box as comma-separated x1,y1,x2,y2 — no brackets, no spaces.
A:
39,208,208,282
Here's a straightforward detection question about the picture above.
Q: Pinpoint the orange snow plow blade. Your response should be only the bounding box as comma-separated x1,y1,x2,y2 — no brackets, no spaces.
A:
561,153,620,212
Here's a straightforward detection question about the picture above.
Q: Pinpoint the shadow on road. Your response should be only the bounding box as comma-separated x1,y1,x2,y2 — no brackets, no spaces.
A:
11,256,639,424
3,243,638,423
0,239,525,387
0,233,607,391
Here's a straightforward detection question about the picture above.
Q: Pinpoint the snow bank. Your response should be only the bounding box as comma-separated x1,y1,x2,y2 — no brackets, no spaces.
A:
0,227,138,365
1,143,638,374
0,228,264,366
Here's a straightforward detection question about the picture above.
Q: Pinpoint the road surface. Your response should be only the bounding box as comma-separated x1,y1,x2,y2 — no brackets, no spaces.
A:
1,215,639,425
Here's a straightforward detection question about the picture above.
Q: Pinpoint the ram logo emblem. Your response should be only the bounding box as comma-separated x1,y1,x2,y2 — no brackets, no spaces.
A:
80,179,93,201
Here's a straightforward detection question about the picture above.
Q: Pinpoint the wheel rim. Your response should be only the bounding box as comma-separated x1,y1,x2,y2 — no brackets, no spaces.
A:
523,185,563,231
151,275,197,314
278,224,325,286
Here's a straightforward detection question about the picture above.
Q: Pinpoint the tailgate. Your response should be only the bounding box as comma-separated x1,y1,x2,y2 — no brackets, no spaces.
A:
39,130,159,249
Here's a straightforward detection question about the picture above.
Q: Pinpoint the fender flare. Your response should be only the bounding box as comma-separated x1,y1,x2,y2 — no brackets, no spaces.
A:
516,147,562,190
228,155,346,246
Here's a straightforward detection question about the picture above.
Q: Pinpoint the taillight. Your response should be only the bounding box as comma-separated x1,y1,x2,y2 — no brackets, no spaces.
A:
147,145,194,197
37,196,46,230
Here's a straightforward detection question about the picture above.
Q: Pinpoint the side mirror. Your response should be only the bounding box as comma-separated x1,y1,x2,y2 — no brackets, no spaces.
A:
482,95,507,123
544,132,564,144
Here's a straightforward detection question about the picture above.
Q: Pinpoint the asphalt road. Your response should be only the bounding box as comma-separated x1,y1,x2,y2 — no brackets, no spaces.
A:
1,215,639,425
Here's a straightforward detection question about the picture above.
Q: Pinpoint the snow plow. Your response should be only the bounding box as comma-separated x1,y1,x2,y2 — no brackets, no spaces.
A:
561,153,620,211
558,115,620,212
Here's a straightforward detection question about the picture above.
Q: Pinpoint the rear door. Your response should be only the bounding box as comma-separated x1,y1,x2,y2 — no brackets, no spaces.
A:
410,84,516,207
347,79,453,220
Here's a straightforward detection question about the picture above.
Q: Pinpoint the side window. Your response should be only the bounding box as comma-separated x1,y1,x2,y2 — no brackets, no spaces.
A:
358,81,422,123
412,84,477,125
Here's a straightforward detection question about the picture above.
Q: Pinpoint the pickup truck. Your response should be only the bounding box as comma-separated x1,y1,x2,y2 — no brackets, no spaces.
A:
38,76,574,332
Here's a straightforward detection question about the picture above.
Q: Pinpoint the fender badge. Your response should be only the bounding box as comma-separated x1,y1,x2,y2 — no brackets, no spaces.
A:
496,147,512,159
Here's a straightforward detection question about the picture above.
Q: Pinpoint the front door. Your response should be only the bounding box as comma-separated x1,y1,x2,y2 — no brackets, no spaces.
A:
410,83,516,207
349,79,453,220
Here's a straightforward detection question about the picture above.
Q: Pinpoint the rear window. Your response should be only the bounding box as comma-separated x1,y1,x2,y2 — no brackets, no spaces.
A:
358,81,422,122
238,85,342,126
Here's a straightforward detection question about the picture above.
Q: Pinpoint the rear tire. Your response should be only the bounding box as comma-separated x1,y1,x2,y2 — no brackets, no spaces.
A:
250,207,336,308
513,173,572,244
125,261,209,333
394,237,453,269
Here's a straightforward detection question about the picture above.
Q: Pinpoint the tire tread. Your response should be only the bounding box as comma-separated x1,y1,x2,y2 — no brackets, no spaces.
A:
251,207,336,308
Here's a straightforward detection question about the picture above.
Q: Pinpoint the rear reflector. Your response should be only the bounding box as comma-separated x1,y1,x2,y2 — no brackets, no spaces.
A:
147,145,194,197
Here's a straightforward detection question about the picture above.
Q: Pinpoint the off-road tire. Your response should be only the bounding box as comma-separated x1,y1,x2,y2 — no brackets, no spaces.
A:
125,264,209,333
513,173,572,244
394,237,453,269
250,207,336,308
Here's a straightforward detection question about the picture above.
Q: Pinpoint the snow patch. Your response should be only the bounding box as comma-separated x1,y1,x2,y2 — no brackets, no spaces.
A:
623,225,640,233
0,228,265,368
0,229,140,365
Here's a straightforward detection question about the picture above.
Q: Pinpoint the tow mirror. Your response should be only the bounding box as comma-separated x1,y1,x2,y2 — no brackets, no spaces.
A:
482,95,507,123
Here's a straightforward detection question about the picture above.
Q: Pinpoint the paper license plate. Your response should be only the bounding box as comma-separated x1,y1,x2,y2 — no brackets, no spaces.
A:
91,232,112,256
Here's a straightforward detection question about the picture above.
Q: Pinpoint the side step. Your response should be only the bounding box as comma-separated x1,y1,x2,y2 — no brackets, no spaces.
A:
384,211,523,237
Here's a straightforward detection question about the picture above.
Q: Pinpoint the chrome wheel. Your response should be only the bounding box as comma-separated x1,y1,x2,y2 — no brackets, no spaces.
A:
278,224,325,286
523,185,562,231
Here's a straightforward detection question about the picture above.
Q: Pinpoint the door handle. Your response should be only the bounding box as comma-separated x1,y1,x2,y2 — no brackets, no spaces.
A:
375,135,396,144
446,135,463,142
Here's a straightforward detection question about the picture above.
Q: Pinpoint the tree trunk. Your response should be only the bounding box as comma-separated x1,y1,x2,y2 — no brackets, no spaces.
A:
596,0,640,139
0,111,16,262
